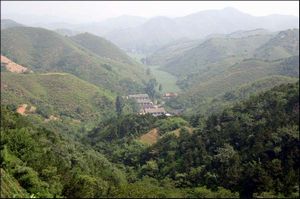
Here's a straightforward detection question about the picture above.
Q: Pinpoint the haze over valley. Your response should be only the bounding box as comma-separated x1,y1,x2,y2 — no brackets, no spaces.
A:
1,1,299,198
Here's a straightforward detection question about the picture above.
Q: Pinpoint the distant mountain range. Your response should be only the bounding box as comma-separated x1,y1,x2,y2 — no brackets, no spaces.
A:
102,7,298,53
4,7,298,53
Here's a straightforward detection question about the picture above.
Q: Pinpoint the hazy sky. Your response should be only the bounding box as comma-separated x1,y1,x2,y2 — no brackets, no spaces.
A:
1,1,299,24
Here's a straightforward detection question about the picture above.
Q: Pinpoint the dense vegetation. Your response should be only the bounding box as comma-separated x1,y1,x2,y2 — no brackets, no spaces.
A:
1,27,148,94
1,72,114,121
1,18,299,198
70,32,135,65
1,106,127,198
86,81,299,198
147,29,299,114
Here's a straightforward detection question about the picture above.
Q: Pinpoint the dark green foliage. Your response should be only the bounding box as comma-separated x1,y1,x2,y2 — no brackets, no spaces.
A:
145,78,158,98
0,106,127,197
115,96,123,116
88,114,158,142
139,82,299,197
159,84,163,92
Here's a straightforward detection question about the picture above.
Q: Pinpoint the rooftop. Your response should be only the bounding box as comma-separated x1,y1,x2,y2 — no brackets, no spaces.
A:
144,107,166,114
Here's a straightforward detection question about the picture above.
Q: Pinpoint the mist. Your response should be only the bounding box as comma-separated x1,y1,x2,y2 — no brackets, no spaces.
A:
2,1,299,25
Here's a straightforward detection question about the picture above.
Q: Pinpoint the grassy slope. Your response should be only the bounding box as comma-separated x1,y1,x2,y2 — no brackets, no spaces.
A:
187,75,299,115
1,27,148,94
0,168,30,198
162,34,273,76
146,39,201,66
70,32,135,65
148,65,181,92
1,72,115,122
184,56,299,100
254,29,299,60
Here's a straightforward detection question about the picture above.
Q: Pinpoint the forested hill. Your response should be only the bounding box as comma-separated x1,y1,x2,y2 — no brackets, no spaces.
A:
1,72,115,123
70,32,135,65
1,19,24,29
0,106,127,198
139,81,299,198
1,27,148,94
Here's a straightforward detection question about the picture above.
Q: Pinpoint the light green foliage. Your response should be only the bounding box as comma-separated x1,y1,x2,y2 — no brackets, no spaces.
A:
71,32,135,65
1,72,114,123
154,117,188,134
1,27,149,94
147,65,181,92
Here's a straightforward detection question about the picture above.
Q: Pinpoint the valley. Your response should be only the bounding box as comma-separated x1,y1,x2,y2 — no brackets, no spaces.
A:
146,65,181,93
1,3,299,198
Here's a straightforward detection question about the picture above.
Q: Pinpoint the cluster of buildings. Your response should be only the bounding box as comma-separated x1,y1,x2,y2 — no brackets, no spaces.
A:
127,94,169,117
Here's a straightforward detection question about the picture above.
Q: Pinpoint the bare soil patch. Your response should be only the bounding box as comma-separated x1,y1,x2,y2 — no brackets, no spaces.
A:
16,104,28,115
1,55,29,73
139,128,159,145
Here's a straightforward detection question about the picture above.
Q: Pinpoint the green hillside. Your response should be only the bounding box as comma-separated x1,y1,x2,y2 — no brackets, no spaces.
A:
172,56,299,113
1,19,24,30
162,34,273,76
255,29,299,60
1,72,115,123
71,32,135,65
146,39,201,66
0,168,30,198
140,82,299,198
185,56,299,98
1,27,148,94
187,75,299,115
1,106,128,198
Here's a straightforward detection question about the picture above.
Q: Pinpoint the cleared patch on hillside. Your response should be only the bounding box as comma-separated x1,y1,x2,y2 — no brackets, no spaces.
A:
139,128,159,145
16,104,28,115
1,55,29,73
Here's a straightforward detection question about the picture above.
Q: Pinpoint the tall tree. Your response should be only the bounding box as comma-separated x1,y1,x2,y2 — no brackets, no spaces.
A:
159,84,163,92
145,79,157,98
115,96,123,116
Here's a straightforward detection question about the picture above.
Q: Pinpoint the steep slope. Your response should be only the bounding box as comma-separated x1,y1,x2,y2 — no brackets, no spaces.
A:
162,34,273,76
254,29,299,60
189,75,299,115
146,38,202,66
1,72,114,122
1,19,24,29
183,56,299,101
1,106,127,198
1,27,148,93
1,55,30,73
146,29,274,67
0,168,30,198
70,32,135,65
143,81,299,198
105,16,186,53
